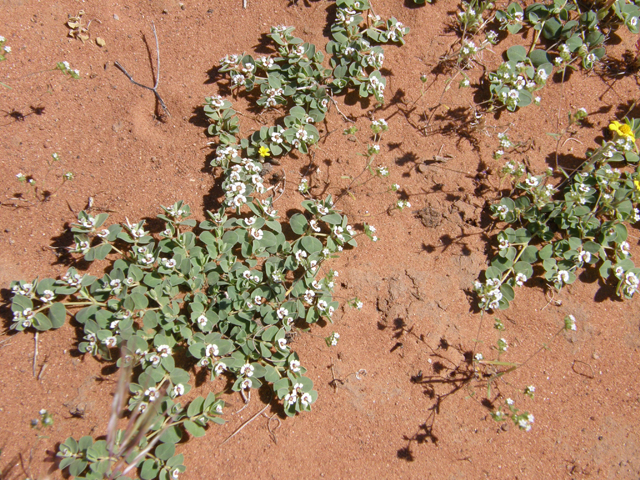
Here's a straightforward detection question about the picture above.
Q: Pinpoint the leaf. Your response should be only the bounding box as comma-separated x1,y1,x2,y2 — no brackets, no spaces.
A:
48,302,67,328
140,459,161,480
262,325,279,342
69,459,88,477
184,420,207,437
517,90,532,108
301,236,323,253
159,425,183,444
289,213,308,235
33,313,53,331
187,396,205,417
506,45,527,62
500,283,515,302
155,443,175,461
542,17,562,39
528,49,550,67
519,245,538,264
321,213,342,225
485,266,501,280
513,261,533,278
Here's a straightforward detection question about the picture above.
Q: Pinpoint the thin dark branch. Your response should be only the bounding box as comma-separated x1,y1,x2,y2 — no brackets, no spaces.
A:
114,22,170,119
152,22,160,90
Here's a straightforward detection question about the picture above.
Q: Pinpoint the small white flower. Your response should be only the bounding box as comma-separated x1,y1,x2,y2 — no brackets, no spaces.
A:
145,387,159,402
156,344,172,358
289,359,301,372
619,241,630,256
577,250,591,264
304,289,315,303
300,392,312,407
525,176,540,187
625,272,639,287
240,363,254,377
205,344,219,357
277,338,288,350
506,398,514,405
515,273,527,286
241,378,252,390
173,384,185,397
556,270,570,284
250,228,263,240
233,195,246,207
40,289,55,303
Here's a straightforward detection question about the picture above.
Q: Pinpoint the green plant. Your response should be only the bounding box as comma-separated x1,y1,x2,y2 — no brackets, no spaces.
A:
487,0,639,110
9,4,407,477
475,118,640,311
217,0,408,118
14,153,75,204
472,313,577,430
0,35,10,61
56,61,81,78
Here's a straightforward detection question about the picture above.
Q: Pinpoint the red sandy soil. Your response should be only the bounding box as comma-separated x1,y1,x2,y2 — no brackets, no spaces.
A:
1,0,639,479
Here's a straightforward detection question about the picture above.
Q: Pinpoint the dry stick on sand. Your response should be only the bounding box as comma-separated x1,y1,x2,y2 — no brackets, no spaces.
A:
220,398,272,446
115,22,170,119
32,332,38,377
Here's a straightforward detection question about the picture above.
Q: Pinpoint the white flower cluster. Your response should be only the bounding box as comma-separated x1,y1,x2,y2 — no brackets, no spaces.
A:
474,278,503,310
385,20,408,42
367,73,386,100
284,382,313,408
264,86,284,108
459,39,478,59
336,7,357,27
501,160,526,178
327,331,340,346
490,62,548,110
221,159,265,209
614,265,639,298
124,218,149,239
0,35,10,55
517,413,535,431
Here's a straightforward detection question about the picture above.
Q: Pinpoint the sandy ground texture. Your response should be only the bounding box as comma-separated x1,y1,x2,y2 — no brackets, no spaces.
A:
1,0,639,479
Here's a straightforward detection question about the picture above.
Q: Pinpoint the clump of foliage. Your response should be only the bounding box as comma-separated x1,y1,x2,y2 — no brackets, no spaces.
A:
0,35,10,61
488,0,639,110
475,118,640,310
7,2,407,478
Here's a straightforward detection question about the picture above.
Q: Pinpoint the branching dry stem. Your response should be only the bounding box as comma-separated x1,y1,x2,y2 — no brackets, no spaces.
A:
115,22,170,119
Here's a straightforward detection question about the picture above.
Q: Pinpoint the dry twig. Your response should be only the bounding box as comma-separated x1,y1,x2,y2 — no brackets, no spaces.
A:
32,332,38,377
115,22,170,119
220,399,272,446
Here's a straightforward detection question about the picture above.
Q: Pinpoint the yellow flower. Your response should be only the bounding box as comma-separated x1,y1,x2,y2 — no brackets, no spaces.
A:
258,146,270,157
635,179,640,192
609,121,636,140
